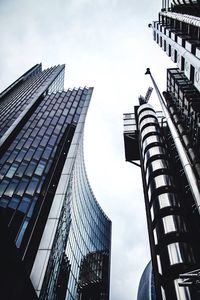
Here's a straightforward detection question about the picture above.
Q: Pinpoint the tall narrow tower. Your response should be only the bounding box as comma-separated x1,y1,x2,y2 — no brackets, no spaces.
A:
124,2,200,299
153,0,200,92
0,64,111,300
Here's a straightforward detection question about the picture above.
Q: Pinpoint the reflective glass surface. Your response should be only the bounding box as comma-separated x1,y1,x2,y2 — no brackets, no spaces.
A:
0,65,111,300
0,64,64,139
0,87,86,250
64,140,111,300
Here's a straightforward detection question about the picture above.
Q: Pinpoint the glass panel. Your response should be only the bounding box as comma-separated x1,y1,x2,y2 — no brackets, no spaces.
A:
16,180,28,197
32,137,41,148
15,164,27,177
16,218,29,248
27,198,37,218
26,180,39,196
0,198,9,208
16,150,26,163
24,149,34,161
40,136,49,147
48,134,57,146
8,197,20,209
4,182,17,197
6,165,18,178
18,197,31,213
0,182,9,197
43,147,52,160
23,137,34,149
25,163,36,177
35,161,46,176
0,165,9,179
7,151,18,163
33,147,44,160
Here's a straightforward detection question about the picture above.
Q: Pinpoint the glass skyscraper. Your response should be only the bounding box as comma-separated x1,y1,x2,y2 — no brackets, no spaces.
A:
137,261,156,300
124,1,200,300
0,64,111,300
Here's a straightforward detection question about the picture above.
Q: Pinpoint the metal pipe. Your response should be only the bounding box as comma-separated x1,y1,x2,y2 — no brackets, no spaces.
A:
146,69,200,215
166,99,200,179
160,11,200,28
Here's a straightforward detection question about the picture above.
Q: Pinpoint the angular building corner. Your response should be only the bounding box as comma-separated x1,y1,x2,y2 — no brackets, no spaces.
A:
124,1,200,299
0,64,111,300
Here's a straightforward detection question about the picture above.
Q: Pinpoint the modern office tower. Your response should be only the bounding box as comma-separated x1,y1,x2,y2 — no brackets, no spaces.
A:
123,91,200,299
0,64,111,300
153,0,200,93
137,261,156,300
124,2,200,299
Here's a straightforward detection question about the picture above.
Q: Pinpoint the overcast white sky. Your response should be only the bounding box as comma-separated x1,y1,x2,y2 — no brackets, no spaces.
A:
0,1,175,299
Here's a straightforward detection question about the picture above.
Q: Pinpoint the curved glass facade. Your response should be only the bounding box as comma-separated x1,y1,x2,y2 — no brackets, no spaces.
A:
137,261,156,300
0,64,64,140
0,64,111,300
34,87,111,299
65,137,111,299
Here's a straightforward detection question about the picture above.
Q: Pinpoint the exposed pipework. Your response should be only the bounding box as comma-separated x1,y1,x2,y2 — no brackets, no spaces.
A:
137,104,193,300
160,11,200,28
163,91,200,180
145,69,200,215
162,0,170,11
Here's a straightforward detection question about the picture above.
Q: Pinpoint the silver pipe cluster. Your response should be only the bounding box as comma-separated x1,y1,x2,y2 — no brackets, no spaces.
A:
162,0,170,11
165,93,200,179
137,104,193,300
146,70,200,215
160,11,200,28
